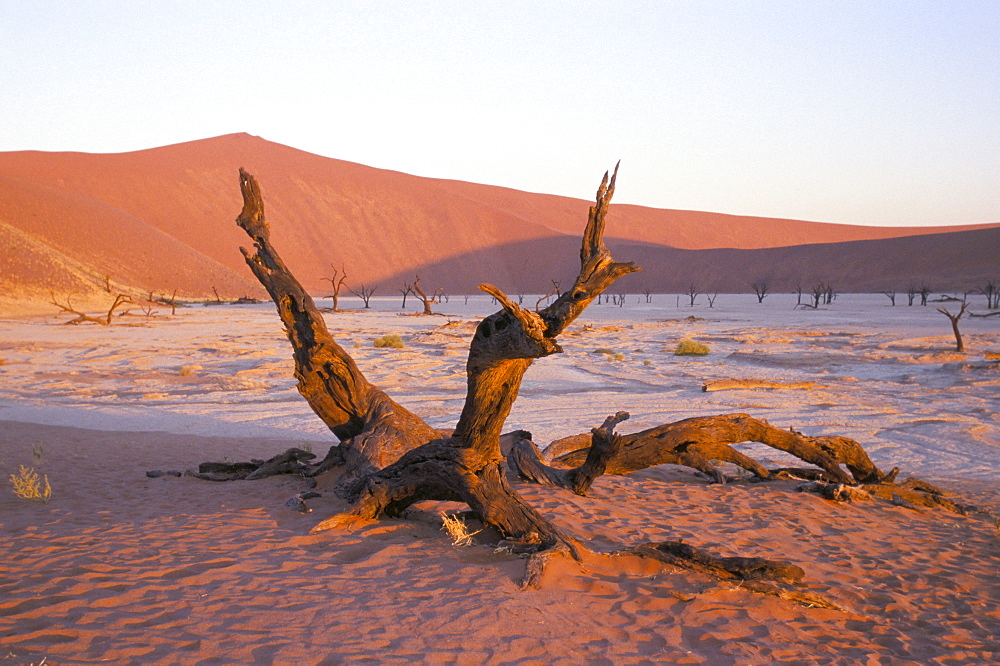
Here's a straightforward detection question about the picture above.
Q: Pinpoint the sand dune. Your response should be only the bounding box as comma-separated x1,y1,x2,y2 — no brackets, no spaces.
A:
1,133,996,312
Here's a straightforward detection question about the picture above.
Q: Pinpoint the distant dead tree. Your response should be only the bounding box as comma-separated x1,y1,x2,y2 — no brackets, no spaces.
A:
687,284,699,307
211,286,222,304
937,301,969,352
794,281,803,307
50,292,133,325
321,264,348,312
102,275,112,293
551,280,562,298
824,284,836,305
535,283,560,311
398,281,414,309
641,287,652,304
349,284,377,308
809,283,825,309
706,293,718,308
412,275,442,315
906,284,918,306
919,284,931,306
751,281,769,304
159,289,179,315
882,289,897,306
979,280,998,310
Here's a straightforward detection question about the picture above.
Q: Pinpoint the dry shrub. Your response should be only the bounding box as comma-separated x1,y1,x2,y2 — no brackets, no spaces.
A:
374,334,405,349
440,512,481,547
10,465,52,503
675,338,710,356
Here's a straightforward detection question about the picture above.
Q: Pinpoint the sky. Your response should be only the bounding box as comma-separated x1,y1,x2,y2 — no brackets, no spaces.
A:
1,0,998,227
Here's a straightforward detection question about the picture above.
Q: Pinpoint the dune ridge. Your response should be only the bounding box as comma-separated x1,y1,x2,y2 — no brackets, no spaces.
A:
1,133,996,312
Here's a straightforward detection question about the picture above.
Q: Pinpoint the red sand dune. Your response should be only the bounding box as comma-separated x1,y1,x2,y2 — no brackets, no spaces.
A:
0,133,996,305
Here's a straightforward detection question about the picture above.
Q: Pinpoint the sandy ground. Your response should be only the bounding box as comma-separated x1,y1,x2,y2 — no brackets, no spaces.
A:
1,294,999,664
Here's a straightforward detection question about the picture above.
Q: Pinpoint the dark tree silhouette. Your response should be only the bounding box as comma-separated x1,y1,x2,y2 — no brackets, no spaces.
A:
349,284,376,308
413,276,442,315
751,281,769,304
321,264,348,312
937,301,969,352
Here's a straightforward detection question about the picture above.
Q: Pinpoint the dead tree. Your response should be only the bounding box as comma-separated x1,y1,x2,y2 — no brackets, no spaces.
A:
881,289,896,306
751,281,769,304
920,284,931,306
687,284,699,307
535,283,559,311
398,281,414,309
531,413,889,486
155,289,179,315
906,284,918,306
349,284,376,308
808,282,826,309
51,292,132,325
937,301,969,352
193,166,936,602
321,264,348,312
706,293,718,308
412,275,442,315
980,280,998,310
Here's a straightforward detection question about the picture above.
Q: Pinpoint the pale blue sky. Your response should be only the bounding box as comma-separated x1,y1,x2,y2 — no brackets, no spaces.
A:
2,1,998,226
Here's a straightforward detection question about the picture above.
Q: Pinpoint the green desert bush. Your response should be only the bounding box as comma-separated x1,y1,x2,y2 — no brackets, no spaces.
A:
373,334,405,349
674,338,710,356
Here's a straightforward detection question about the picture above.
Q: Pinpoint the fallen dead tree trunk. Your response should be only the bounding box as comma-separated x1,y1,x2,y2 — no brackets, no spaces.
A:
702,379,821,392
536,413,890,485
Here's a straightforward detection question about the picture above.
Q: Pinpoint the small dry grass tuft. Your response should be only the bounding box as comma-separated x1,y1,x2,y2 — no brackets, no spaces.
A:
440,512,481,547
374,334,405,349
675,338,710,356
10,465,52,503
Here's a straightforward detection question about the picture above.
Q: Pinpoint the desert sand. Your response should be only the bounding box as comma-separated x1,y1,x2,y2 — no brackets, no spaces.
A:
2,294,999,664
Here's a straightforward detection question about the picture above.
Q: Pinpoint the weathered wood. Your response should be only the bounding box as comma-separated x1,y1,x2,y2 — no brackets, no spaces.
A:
702,379,821,392
51,292,132,325
314,165,638,551
551,413,887,484
234,169,439,475
509,412,629,495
